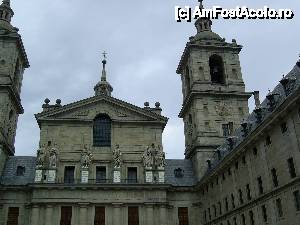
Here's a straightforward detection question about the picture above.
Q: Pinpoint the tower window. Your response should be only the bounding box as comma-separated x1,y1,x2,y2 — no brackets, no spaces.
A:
209,55,225,84
238,189,244,204
93,114,111,147
249,210,255,225
246,184,252,200
96,166,106,183
262,205,268,222
265,136,272,146
257,176,264,195
281,122,288,133
127,167,137,183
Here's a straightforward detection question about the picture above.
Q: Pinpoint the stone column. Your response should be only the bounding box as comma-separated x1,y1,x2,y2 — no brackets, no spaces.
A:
30,205,39,225
79,204,88,225
159,205,167,225
44,205,53,225
113,204,123,225
145,204,154,225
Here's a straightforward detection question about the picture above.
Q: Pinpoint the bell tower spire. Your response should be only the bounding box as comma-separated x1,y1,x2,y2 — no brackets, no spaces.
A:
94,51,113,96
176,0,252,180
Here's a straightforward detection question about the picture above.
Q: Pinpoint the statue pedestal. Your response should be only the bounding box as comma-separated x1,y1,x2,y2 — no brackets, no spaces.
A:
34,169,43,183
81,169,89,184
113,168,121,183
145,167,153,183
46,169,56,183
158,167,165,183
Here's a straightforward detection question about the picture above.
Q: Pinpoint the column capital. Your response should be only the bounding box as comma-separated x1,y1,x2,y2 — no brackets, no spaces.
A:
78,203,90,208
112,203,124,208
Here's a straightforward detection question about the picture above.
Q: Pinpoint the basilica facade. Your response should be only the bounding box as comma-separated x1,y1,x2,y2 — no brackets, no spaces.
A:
1,1,300,225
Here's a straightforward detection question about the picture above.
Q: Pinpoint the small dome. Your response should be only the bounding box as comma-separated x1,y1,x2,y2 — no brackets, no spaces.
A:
192,30,223,41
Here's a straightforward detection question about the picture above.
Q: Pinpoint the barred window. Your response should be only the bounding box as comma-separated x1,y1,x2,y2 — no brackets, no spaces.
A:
93,115,111,147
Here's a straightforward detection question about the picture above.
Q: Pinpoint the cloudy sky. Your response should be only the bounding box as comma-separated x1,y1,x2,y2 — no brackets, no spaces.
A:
10,0,300,159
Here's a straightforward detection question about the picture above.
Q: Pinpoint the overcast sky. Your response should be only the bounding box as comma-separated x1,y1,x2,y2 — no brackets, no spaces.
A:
10,0,300,159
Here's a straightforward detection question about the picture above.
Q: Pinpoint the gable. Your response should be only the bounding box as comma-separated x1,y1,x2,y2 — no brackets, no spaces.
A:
35,95,168,125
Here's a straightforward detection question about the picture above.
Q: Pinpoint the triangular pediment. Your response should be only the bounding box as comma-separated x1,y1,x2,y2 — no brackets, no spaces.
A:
35,95,168,124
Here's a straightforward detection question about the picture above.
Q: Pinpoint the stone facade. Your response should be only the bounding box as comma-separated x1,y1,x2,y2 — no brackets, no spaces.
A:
0,1,300,225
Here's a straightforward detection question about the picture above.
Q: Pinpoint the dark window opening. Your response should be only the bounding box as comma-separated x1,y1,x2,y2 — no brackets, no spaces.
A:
257,176,264,195
94,207,105,225
266,136,272,146
262,205,268,222
241,214,246,225
293,190,300,211
271,168,279,187
253,147,258,156
16,166,25,176
222,173,226,181
96,167,106,183
287,157,297,178
64,166,75,184
228,168,231,176
7,207,19,225
178,207,189,225
249,210,255,225
174,168,184,178
93,115,111,147
233,217,237,225
127,167,137,183
208,207,211,220
222,124,229,137
227,220,230,225
209,55,225,84
246,184,252,201
276,199,283,217
235,161,239,170
60,206,72,225
280,122,288,133
213,205,217,217
242,156,246,165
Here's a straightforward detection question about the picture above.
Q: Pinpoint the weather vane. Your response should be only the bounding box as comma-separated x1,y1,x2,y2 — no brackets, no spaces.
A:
102,51,107,59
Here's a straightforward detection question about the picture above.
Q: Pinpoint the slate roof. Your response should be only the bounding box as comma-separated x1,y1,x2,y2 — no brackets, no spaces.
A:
204,61,300,176
165,159,196,186
1,156,36,186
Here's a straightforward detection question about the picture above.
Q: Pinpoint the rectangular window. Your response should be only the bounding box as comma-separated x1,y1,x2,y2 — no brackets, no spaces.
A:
228,168,231,176
281,122,288,133
127,167,137,183
60,206,72,225
253,147,258,156
7,207,19,225
246,184,252,200
293,190,300,211
222,124,230,137
94,207,105,225
96,167,106,183
266,136,272,146
238,189,244,205
241,214,246,225
235,161,239,170
64,166,75,184
242,156,246,165
276,199,283,218
271,168,279,187
204,210,207,223
227,220,230,225
249,210,255,225
208,208,211,220
128,207,139,225
287,158,297,178
257,176,264,195
178,207,189,225
261,205,267,222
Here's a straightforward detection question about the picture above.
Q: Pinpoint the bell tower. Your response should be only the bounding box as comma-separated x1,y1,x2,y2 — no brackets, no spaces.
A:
176,0,252,180
0,0,29,174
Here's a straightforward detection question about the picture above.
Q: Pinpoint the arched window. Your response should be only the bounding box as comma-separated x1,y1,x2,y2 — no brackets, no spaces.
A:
93,114,111,147
209,55,225,84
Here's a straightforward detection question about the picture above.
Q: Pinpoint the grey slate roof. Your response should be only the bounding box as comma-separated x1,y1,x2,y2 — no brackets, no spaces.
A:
165,159,196,186
1,156,36,186
205,62,300,176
